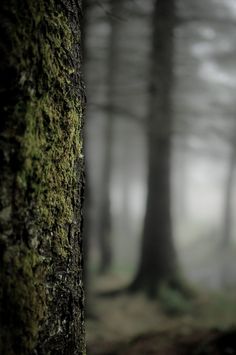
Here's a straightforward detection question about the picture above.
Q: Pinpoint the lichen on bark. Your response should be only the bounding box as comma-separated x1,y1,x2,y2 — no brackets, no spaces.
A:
0,0,85,354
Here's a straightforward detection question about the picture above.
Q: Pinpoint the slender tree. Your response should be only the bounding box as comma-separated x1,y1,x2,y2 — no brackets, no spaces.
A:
129,0,181,297
222,144,236,249
97,0,123,273
0,1,85,354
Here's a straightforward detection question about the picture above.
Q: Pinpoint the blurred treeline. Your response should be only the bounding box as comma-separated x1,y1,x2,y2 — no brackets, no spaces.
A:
83,0,236,303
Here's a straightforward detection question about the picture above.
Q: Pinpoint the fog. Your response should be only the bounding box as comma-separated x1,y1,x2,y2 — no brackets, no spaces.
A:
84,0,236,353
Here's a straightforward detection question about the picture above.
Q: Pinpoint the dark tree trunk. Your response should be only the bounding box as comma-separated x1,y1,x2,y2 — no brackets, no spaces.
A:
83,171,93,317
130,0,179,297
0,1,85,354
97,0,122,273
222,146,236,249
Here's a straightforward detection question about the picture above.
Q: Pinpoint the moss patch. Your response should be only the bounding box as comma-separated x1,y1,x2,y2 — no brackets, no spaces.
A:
0,246,46,354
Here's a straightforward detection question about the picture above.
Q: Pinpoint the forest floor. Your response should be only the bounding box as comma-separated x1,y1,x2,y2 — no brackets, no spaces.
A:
86,238,236,354
86,274,236,355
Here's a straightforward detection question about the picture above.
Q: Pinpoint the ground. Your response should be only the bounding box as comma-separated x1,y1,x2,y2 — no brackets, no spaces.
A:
86,274,236,355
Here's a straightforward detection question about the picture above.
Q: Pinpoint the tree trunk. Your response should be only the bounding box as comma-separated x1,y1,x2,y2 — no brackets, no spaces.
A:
0,1,85,354
97,0,122,273
130,0,179,297
222,146,236,249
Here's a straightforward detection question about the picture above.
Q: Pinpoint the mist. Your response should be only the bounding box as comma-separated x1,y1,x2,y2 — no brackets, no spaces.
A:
84,0,236,354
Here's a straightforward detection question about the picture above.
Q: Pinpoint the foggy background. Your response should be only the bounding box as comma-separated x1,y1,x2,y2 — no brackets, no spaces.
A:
83,0,236,352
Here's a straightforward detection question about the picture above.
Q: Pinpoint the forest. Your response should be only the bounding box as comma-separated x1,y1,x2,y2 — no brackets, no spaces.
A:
0,0,236,354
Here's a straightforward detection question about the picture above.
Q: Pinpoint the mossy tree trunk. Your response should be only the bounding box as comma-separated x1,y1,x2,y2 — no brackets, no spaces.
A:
0,1,85,354
130,0,179,297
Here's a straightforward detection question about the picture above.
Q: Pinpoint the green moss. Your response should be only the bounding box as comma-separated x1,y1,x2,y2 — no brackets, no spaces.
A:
11,0,83,256
19,94,82,257
0,246,46,354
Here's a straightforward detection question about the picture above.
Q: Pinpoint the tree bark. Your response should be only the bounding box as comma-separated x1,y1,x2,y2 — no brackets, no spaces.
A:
0,1,85,354
130,0,179,297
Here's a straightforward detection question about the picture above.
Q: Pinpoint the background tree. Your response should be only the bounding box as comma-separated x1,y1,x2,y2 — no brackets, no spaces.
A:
97,0,123,273
130,0,180,297
0,1,85,354
222,142,236,249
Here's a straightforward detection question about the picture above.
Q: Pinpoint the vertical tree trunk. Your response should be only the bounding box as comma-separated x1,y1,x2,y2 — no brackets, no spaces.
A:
222,146,236,249
97,0,122,273
0,1,85,354
130,0,179,297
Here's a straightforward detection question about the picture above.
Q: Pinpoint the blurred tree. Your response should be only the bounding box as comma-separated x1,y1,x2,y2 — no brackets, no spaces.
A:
97,0,123,273
0,0,85,354
222,145,236,249
129,0,183,297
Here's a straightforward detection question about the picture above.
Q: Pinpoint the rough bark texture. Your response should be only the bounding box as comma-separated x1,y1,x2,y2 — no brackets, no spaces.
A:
0,0,85,354
130,0,179,297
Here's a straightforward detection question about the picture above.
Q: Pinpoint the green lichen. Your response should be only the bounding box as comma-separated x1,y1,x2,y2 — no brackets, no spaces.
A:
0,246,46,354
20,94,82,257
13,4,83,252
